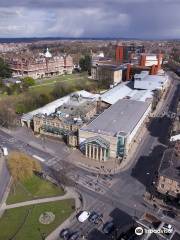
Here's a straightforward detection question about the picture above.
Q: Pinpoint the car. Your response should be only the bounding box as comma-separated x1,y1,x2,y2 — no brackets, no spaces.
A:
68,232,79,240
89,211,103,224
77,211,90,222
163,223,173,231
162,210,177,219
59,228,70,240
102,221,115,234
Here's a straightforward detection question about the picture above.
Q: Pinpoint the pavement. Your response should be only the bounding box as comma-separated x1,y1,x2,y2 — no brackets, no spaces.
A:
0,186,82,240
46,188,82,240
0,155,10,203
1,188,75,210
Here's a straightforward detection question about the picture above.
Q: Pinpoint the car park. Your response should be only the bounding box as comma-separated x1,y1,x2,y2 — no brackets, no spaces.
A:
77,211,90,223
102,221,115,234
59,229,71,240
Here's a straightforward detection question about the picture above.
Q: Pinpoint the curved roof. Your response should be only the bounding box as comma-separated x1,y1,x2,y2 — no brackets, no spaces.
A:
21,90,99,122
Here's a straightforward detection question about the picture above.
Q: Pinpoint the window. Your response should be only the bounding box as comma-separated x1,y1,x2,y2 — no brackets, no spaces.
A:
161,184,164,189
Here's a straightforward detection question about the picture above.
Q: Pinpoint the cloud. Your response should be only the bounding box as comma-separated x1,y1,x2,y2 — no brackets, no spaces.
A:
0,0,179,38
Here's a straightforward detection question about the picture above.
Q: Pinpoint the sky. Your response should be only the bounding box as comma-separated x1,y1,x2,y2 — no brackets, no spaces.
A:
0,0,180,39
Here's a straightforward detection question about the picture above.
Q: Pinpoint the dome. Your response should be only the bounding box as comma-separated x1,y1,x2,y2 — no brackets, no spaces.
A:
45,48,52,58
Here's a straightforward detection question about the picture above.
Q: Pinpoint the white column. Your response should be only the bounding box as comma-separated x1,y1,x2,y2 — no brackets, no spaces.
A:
89,145,92,158
96,147,99,161
100,147,103,162
103,149,106,161
92,145,95,159
85,144,88,157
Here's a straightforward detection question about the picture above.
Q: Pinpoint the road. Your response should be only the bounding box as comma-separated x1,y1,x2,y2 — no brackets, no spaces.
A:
0,71,179,239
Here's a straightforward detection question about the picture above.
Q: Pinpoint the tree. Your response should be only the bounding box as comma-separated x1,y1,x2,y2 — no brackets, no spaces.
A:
0,98,18,128
0,78,3,88
79,54,91,73
51,82,74,99
7,151,41,183
22,76,35,90
0,57,12,78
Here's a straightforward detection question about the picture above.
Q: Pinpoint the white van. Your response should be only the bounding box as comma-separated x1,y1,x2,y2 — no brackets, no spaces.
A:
1,147,8,156
78,211,90,223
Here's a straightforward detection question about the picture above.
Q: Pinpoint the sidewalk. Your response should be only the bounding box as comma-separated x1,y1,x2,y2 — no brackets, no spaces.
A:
0,187,77,211
46,188,82,240
0,185,82,240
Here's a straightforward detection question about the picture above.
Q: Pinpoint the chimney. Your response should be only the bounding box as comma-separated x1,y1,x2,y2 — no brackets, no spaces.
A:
126,64,131,81
140,54,146,67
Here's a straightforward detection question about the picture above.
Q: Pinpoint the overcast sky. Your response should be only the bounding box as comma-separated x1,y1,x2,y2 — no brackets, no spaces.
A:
0,0,180,39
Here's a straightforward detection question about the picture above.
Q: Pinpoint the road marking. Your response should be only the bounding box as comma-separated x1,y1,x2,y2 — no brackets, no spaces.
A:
32,155,45,162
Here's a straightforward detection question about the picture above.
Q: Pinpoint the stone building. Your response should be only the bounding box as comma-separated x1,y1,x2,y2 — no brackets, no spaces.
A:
157,142,180,197
7,48,73,79
33,93,98,147
91,64,124,86
79,99,151,162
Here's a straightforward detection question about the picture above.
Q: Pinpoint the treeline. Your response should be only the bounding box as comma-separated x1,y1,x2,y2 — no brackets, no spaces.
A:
0,75,100,129
0,54,105,129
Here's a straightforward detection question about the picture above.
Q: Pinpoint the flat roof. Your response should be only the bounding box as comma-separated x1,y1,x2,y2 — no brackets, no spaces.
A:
81,99,150,137
101,81,153,105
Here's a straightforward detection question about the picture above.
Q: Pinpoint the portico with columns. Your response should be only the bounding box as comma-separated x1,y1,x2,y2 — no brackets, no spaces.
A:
81,136,110,162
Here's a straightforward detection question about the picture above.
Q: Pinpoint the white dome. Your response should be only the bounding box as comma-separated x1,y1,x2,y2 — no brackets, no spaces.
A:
45,48,52,58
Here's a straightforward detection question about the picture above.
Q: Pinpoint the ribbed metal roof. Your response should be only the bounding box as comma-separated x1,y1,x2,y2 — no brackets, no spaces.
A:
82,99,151,137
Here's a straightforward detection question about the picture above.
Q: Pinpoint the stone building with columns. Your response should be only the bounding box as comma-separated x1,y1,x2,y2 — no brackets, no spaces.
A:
79,99,151,162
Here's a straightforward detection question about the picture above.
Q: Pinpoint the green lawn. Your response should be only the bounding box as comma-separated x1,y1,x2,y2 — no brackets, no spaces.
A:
35,72,90,85
29,72,96,94
7,175,64,204
0,199,75,240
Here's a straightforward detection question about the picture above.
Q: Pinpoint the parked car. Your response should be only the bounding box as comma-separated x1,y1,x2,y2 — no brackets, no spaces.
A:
102,221,115,234
68,232,79,240
0,146,8,156
89,211,103,224
163,223,173,230
77,211,90,223
59,228,71,240
162,210,177,219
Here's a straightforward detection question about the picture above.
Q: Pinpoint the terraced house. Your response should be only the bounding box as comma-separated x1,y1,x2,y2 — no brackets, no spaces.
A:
157,141,180,197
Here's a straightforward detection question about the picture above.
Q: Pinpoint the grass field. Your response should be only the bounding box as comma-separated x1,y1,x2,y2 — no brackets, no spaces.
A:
0,199,75,240
7,175,64,204
29,72,97,95
35,72,90,85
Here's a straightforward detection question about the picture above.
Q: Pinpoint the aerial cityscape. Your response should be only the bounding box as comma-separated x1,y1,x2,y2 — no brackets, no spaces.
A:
0,1,180,240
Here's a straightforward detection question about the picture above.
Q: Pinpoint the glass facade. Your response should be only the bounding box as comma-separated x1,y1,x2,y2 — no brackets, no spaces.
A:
117,134,126,157
42,125,69,136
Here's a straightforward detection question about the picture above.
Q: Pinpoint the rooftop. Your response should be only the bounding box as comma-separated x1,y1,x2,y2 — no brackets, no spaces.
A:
81,99,151,137
92,63,126,71
134,72,168,90
21,90,99,122
101,81,153,105
158,147,180,182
